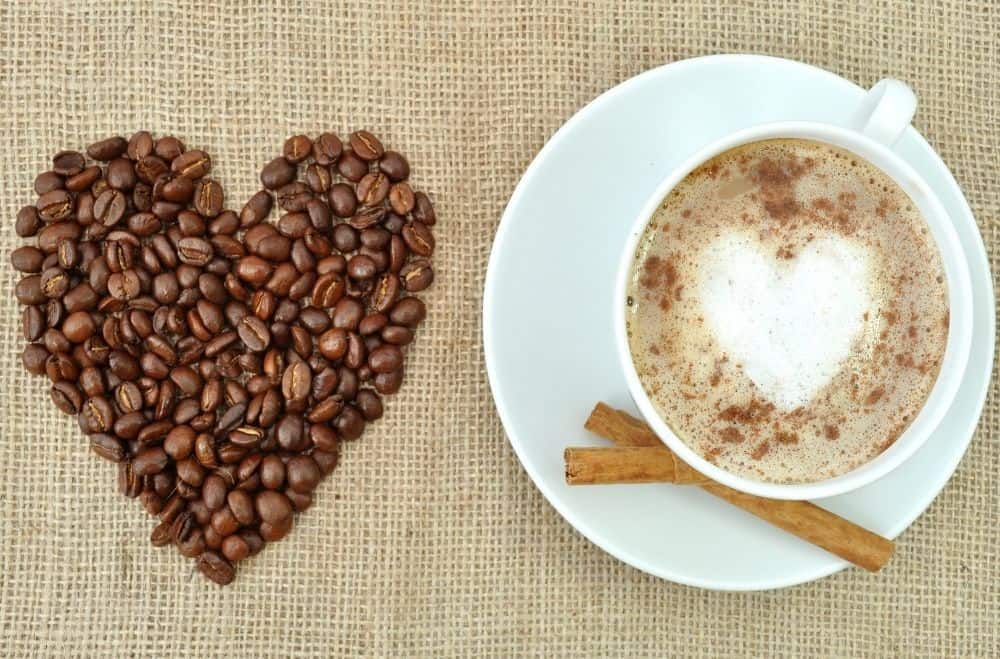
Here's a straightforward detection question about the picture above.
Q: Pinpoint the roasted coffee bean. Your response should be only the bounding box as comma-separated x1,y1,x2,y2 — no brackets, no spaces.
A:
177,457,206,487
360,227,391,250
21,344,49,375
356,171,390,206
337,150,368,182
333,405,365,440
93,189,126,227
238,315,271,352
106,158,137,190
389,181,416,214
151,135,184,161
327,184,357,219
304,162,332,193
88,136,127,161
37,189,74,223
281,361,312,403
229,425,264,448
175,209,205,236
197,551,235,586
194,178,224,217
332,298,364,330
15,205,42,237
276,181,312,212
350,130,384,161
135,156,169,185
160,173,195,203
256,234,291,261
371,273,401,313
208,209,238,236
348,206,386,230
62,310,97,343
402,221,434,257
137,419,173,444
347,254,377,280
51,381,84,414
355,389,384,421
374,368,404,395
312,132,343,165
240,190,273,229
260,516,293,542
379,150,410,181
227,489,255,525
151,200,183,221
34,171,65,195
171,149,211,179
304,198,332,233
127,131,154,160
309,273,345,311
133,446,169,476
283,134,312,163
107,269,141,300
235,255,273,284
390,297,426,327
413,191,437,225
275,413,306,452
258,454,286,490
57,239,79,268
177,237,213,266
11,245,45,273
381,325,414,346
368,344,403,374
22,306,45,341
284,455,320,494
400,260,434,292
79,396,115,433
90,433,125,462
52,150,86,176
255,490,293,523
117,461,142,498
66,167,101,194
221,534,250,563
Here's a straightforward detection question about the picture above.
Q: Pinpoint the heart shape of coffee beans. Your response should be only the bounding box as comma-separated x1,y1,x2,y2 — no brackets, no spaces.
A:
11,131,436,585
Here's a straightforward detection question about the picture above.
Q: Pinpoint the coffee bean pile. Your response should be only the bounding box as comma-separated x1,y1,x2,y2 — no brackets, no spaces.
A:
11,131,436,585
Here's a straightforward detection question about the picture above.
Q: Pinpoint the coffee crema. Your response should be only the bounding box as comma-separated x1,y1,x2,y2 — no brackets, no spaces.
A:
626,138,949,483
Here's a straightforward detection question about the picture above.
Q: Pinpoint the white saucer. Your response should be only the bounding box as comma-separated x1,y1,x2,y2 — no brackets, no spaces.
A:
483,55,996,590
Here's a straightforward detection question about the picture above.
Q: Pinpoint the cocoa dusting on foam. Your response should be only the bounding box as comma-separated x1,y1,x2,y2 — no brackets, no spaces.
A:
625,138,949,484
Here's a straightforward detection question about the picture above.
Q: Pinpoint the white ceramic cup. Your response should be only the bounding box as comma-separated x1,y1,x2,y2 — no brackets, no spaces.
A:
614,79,974,500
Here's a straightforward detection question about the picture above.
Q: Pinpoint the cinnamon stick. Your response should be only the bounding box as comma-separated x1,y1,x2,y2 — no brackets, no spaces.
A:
569,403,894,572
565,446,710,485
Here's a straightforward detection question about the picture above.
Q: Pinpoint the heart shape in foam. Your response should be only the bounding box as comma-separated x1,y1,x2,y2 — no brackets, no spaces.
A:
699,232,871,410
12,131,437,584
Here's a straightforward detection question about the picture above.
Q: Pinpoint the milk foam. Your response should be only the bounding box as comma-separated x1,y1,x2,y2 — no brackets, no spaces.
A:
625,138,949,484
699,232,871,410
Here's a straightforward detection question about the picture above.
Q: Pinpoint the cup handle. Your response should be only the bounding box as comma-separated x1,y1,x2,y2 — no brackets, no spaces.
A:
849,78,917,147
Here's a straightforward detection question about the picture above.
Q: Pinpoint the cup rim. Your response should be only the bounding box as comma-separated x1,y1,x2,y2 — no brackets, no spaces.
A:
614,121,974,500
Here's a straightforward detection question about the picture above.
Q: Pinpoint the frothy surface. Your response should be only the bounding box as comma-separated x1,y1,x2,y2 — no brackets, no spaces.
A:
626,138,949,484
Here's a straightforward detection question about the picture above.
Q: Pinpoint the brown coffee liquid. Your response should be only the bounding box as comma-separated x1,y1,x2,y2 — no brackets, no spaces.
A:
625,138,949,483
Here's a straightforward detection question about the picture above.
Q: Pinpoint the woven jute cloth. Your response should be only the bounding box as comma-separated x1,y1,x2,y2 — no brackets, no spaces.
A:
1,1,997,656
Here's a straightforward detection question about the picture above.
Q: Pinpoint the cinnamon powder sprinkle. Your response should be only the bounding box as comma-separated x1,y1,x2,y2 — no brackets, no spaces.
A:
718,399,775,425
719,427,744,443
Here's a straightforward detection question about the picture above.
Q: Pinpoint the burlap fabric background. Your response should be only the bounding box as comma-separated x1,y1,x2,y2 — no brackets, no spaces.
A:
0,1,996,656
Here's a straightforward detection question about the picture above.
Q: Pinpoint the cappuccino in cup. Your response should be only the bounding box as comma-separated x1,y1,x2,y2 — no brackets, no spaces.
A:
625,138,949,483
